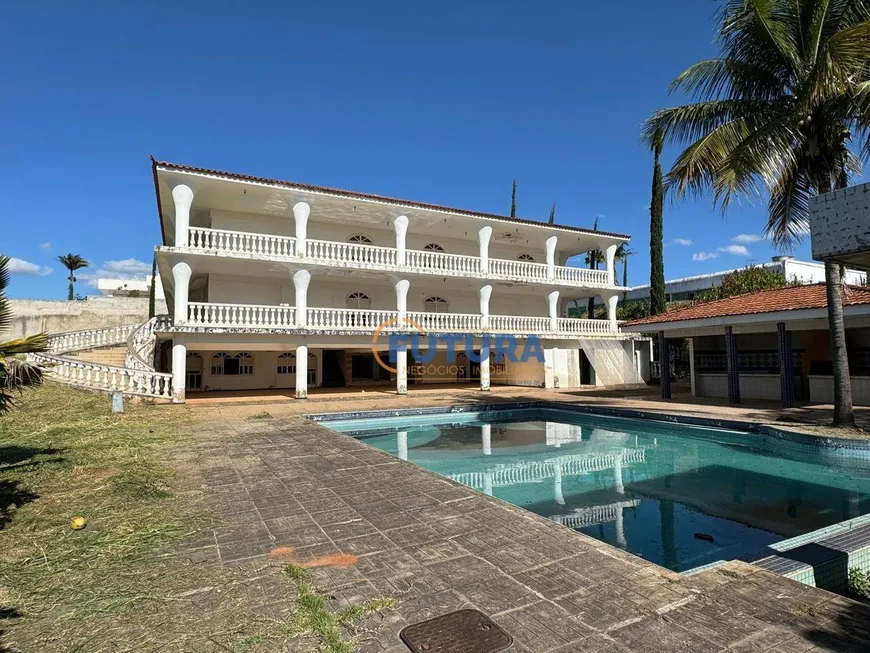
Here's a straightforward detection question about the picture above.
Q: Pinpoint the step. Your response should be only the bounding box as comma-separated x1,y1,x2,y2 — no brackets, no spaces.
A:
68,346,130,366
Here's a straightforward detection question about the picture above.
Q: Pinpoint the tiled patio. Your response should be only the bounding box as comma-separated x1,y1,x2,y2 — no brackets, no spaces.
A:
177,407,870,652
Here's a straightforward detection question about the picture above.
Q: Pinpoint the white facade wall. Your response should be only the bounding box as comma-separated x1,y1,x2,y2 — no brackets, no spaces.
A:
809,182,870,263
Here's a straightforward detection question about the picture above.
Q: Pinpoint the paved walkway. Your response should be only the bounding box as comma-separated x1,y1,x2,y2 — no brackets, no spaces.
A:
180,411,870,652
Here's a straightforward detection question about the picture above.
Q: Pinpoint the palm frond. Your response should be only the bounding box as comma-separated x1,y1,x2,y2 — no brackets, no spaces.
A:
0,255,10,334
669,58,788,100
766,158,812,249
0,333,49,356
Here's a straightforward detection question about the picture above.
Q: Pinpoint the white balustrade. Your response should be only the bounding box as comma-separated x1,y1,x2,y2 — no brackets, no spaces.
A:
554,266,609,285
189,227,296,258
307,307,398,330
487,258,549,282
187,302,296,328
307,239,397,267
47,324,139,355
29,352,173,399
406,249,479,275
405,311,481,332
557,317,616,334
489,315,552,334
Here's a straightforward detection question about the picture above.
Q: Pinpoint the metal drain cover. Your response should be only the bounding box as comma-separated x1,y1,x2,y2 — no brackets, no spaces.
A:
399,609,512,653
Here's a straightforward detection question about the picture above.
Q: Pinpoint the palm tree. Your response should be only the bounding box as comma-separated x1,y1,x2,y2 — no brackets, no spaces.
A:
0,256,47,413
57,254,89,300
643,0,870,427
585,216,604,318
616,244,634,301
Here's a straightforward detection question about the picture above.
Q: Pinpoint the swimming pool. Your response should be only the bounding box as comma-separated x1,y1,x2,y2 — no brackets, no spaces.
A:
323,406,870,572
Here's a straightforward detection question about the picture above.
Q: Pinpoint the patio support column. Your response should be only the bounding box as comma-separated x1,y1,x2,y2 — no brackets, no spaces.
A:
605,244,618,286
396,345,408,395
171,260,193,324
394,215,409,266
659,331,672,399
395,279,410,323
600,292,619,331
293,202,310,257
171,183,194,247
293,269,310,327
171,335,186,404
778,322,795,408
481,423,492,455
547,290,559,332
479,285,492,329
688,337,697,397
479,340,491,391
397,430,408,460
295,344,308,399
554,460,565,505
478,226,492,274
725,325,741,404
545,236,558,280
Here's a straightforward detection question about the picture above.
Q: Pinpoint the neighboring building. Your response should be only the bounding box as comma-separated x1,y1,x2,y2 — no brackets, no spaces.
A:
97,274,166,302
809,181,870,267
151,160,650,401
621,284,870,406
622,257,866,304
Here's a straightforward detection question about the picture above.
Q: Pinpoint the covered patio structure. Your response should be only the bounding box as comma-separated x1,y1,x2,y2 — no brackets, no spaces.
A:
622,284,870,407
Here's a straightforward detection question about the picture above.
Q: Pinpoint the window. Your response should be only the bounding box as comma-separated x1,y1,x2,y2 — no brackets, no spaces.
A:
277,352,296,375
517,253,536,261
211,352,253,376
186,352,202,390
348,234,373,244
423,243,445,252
424,296,449,313
307,353,317,384
346,292,371,310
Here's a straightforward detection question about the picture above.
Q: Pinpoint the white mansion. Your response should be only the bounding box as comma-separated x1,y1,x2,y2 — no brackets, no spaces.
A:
142,160,647,401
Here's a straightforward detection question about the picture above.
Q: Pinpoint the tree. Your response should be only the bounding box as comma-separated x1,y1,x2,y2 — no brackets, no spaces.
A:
57,254,89,301
616,244,634,301
510,180,517,218
585,216,604,318
148,254,157,319
695,265,800,302
649,129,666,316
643,0,870,427
0,256,47,413
548,203,556,224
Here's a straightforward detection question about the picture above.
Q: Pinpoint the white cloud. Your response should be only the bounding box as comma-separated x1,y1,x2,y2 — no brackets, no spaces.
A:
38,242,51,250
732,234,763,244
7,257,52,277
80,258,152,288
673,238,693,246
692,252,719,261
717,244,750,256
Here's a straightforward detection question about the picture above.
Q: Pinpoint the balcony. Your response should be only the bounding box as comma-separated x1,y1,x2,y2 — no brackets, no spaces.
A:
181,302,618,336
186,227,612,289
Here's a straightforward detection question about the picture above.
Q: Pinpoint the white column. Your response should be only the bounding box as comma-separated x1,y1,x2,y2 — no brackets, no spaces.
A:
481,423,492,455
171,184,194,247
395,279,410,323
478,226,492,274
615,505,627,548
293,269,310,327
479,344,491,391
394,215,409,266
483,471,494,496
479,285,492,329
689,337,697,397
171,335,186,404
171,261,193,324
554,460,565,505
547,290,560,332
396,345,408,395
600,293,619,331
545,236,558,280
614,454,625,494
397,430,408,460
295,344,308,399
605,243,618,286
293,202,310,256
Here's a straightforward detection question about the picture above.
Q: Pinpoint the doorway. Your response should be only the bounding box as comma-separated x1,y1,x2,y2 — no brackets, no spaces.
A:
579,349,595,386
321,350,346,388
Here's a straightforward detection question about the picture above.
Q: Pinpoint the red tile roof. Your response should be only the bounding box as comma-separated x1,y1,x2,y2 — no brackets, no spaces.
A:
150,158,630,240
623,283,870,328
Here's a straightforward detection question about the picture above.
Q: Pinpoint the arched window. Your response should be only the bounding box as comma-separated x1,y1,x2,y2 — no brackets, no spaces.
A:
423,243,445,252
348,234,373,245
277,352,296,375
346,292,371,310
186,352,202,390
307,353,317,384
211,351,253,376
424,296,449,313
517,253,536,261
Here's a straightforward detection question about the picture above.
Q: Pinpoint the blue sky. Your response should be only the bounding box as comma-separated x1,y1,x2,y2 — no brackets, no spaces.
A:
3,1,860,299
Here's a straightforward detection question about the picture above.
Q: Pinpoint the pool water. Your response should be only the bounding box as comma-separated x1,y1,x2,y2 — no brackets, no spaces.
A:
325,408,870,572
